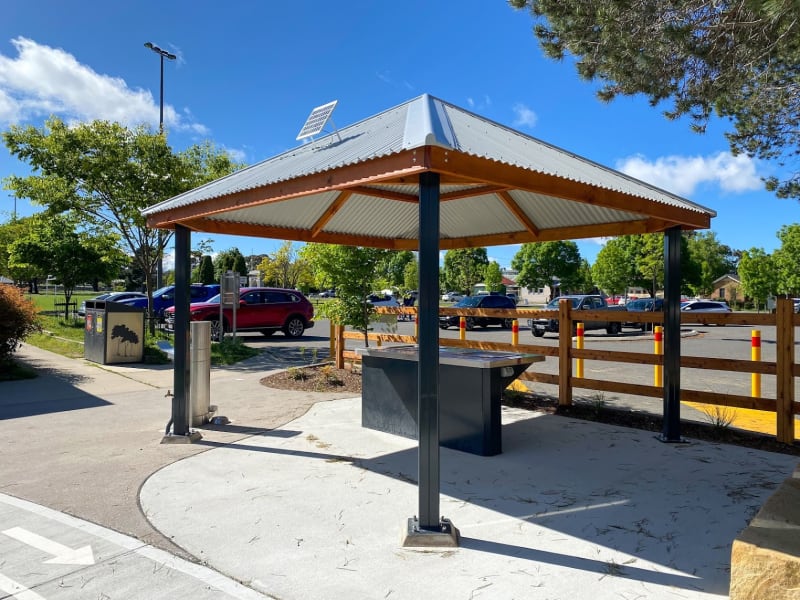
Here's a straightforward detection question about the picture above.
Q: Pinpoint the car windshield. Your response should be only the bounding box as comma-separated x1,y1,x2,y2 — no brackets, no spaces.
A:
203,294,221,304
545,297,580,309
455,296,483,308
152,286,172,297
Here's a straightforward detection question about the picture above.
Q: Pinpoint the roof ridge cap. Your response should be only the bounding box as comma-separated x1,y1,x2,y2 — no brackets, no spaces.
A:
401,93,457,150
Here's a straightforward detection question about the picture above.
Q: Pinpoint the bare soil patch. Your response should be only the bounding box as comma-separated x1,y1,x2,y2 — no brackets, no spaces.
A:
260,364,800,457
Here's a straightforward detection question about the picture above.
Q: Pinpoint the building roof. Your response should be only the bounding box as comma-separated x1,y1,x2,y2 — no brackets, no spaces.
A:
143,93,715,249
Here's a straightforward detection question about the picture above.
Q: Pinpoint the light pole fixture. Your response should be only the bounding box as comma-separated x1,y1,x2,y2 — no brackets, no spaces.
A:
144,41,176,133
144,41,176,289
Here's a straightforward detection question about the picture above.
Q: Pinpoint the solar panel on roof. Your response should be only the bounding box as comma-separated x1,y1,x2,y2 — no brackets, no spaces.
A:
296,100,338,140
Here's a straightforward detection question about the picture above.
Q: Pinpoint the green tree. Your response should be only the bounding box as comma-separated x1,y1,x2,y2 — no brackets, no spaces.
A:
738,247,777,311
8,214,123,318
511,241,581,299
484,261,504,292
2,118,240,326
773,224,800,296
301,244,389,345
192,255,215,285
510,0,800,199
574,258,594,294
256,242,311,289
378,250,415,289
684,232,737,297
214,247,248,281
592,240,630,297
403,257,418,292
0,216,43,291
442,248,489,295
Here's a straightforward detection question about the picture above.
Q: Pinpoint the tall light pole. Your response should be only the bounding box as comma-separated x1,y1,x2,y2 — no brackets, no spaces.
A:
144,41,176,289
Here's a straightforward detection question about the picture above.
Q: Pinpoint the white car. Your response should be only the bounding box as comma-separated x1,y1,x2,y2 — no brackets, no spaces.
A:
681,300,732,325
680,300,732,314
441,291,463,302
366,294,400,307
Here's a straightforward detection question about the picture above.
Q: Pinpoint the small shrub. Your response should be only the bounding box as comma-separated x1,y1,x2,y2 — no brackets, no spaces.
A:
703,405,736,431
0,285,41,362
287,367,308,381
320,364,342,384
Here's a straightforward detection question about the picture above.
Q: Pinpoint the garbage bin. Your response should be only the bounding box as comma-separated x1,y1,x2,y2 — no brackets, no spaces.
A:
84,300,145,364
190,321,214,426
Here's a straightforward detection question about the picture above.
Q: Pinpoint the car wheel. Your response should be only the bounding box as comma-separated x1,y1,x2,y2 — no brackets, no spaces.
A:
532,329,545,338
465,317,475,331
283,316,305,338
606,322,621,335
502,318,514,329
260,329,276,337
439,324,449,330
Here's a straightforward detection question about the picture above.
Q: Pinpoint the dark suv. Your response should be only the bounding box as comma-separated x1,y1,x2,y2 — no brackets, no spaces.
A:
439,294,516,330
165,287,314,340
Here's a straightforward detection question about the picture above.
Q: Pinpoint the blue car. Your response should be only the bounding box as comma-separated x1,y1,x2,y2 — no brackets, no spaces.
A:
119,284,221,320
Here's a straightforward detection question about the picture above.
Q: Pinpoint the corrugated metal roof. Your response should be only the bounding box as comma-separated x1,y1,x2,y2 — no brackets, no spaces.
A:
143,93,714,246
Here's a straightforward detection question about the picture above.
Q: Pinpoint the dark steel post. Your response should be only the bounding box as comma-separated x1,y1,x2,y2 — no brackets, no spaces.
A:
661,226,683,442
172,224,191,435
417,171,440,529
155,54,165,289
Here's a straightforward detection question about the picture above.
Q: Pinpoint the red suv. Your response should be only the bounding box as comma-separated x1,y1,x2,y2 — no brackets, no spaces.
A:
165,287,314,340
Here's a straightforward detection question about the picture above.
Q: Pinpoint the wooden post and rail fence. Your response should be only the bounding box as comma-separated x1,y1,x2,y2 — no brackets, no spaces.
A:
331,298,799,444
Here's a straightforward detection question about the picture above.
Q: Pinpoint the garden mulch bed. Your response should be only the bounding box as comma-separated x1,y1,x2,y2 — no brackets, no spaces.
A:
260,364,800,457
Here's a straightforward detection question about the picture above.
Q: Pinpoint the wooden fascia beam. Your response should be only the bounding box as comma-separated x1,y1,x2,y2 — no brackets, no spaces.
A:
437,219,654,250
348,186,418,202
497,190,540,237
440,185,509,201
311,191,352,237
146,150,428,228
179,217,418,250
427,146,711,230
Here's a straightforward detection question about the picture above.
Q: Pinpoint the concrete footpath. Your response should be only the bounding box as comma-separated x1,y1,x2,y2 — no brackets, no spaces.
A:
1,343,798,599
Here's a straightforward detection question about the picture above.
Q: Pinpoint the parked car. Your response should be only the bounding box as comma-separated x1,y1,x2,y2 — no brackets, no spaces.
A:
680,300,732,325
439,294,516,330
367,294,400,307
78,291,147,316
441,291,463,302
319,289,336,298
164,287,314,340
529,295,626,337
624,298,664,331
793,298,800,313
119,284,220,320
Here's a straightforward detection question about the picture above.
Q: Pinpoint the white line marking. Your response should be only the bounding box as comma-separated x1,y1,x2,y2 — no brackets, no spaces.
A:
0,571,46,600
2,527,95,565
0,493,272,599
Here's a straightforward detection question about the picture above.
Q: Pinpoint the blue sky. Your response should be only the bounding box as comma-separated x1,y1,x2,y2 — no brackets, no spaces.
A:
1,1,797,270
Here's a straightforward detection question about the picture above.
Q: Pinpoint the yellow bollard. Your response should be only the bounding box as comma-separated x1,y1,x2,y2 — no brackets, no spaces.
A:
575,322,584,378
512,319,519,345
751,329,761,398
654,326,663,387
459,316,466,341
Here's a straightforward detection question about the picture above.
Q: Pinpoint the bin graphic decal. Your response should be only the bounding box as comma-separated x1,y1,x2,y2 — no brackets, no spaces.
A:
106,313,142,363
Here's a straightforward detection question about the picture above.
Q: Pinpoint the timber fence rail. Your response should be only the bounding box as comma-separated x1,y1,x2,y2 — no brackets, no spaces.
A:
333,298,799,444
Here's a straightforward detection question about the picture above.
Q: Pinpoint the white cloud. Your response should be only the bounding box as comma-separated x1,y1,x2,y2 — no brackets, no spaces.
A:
0,37,206,134
615,151,762,196
512,102,537,128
